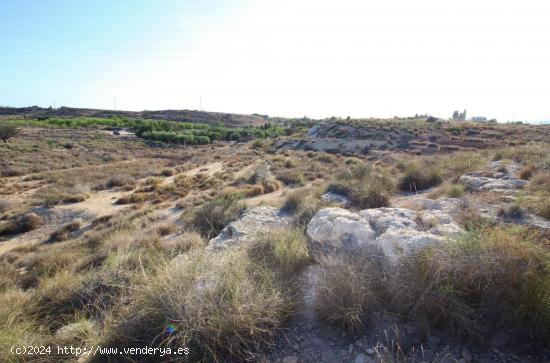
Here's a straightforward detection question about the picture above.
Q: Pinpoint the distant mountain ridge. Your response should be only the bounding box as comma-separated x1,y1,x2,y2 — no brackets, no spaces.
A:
0,106,267,127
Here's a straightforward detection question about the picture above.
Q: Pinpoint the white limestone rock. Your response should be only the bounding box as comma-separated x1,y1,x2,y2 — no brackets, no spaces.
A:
306,207,376,261
207,206,290,250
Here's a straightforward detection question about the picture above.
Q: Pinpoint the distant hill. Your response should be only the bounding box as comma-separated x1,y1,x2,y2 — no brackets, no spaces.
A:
0,106,267,127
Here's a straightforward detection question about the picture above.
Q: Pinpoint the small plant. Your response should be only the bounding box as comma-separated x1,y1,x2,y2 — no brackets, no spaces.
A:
537,199,550,220
398,164,442,192
0,124,19,143
49,219,82,242
100,250,290,362
105,176,136,189
156,223,177,236
276,170,304,186
185,193,245,238
248,228,310,278
504,204,523,219
158,168,174,177
282,191,324,226
315,255,379,334
328,176,391,209
391,226,550,342
519,164,537,180
0,212,45,236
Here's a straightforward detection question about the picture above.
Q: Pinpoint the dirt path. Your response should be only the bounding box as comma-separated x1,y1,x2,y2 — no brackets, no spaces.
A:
54,189,127,217
0,161,226,256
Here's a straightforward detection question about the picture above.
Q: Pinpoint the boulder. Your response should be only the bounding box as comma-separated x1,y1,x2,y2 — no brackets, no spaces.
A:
320,191,351,207
375,228,444,263
207,206,290,250
306,208,376,261
359,208,418,234
478,179,527,191
306,207,462,265
459,161,527,192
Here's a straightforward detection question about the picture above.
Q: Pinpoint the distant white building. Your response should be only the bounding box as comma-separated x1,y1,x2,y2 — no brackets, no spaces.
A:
472,116,487,123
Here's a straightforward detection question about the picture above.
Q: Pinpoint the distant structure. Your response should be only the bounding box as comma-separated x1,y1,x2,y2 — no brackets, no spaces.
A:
472,116,487,123
452,109,467,121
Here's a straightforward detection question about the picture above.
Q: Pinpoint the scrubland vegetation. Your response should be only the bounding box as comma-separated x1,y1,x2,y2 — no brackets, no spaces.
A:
5,116,287,145
1,116,550,362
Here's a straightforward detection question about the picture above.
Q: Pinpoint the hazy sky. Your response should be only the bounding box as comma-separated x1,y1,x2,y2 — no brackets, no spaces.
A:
1,0,549,121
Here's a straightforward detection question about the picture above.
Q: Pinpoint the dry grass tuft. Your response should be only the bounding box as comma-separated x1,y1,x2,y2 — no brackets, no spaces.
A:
100,250,291,362
519,163,537,180
48,219,82,242
184,193,245,238
327,164,393,209
160,231,205,254
282,191,324,226
248,228,311,278
398,163,442,192
391,226,550,342
537,199,550,220
155,223,177,236
315,255,380,334
0,212,45,236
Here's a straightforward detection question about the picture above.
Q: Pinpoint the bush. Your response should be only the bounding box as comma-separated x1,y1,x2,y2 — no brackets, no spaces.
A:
519,164,537,180
391,226,550,342
282,192,305,214
105,176,136,189
30,271,90,329
328,176,391,209
248,228,310,278
48,219,82,242
158,168,174,177
282,191,323,226
159,231,205,254
37,186,88,206
529,172,550,194
186,193,245,238
315,255,379,334
536,199,550,220
276,170,304,186
155,223,176,236
499,204,524,220
0,213,44,236
100,250,290,362
398,164,442,192
0,124,19,143
446,184,464,198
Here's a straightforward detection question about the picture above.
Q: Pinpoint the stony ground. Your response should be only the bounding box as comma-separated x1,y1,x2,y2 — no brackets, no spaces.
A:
208,159,550,363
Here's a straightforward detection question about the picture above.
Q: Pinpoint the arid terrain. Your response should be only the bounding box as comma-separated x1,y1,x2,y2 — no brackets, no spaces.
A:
1,111,550,363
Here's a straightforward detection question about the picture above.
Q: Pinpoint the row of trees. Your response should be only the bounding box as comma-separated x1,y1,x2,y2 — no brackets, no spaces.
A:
10,116,288,145
134,119,285,144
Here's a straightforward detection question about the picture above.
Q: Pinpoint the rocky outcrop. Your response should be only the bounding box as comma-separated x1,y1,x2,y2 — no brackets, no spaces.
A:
320,191,351,207
306,207,462,265
207,206,290,250
459,161,527,192
305,208,376,261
